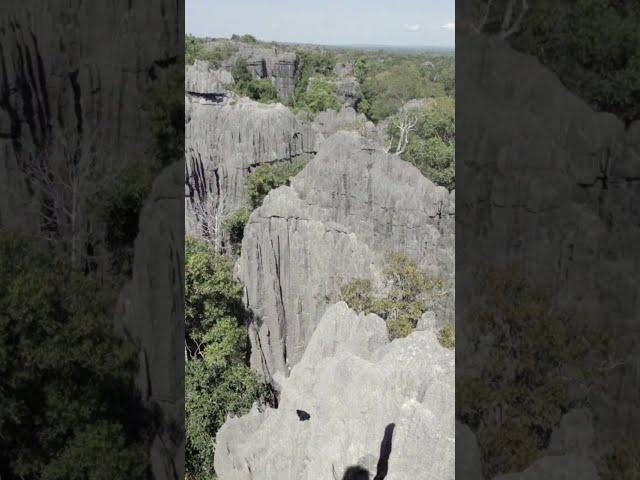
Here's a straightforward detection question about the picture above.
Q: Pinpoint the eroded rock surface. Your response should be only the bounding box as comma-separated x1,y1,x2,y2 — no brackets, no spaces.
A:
214,302,455,480
116,162,184,480
239,131,454,379
457,32,640,453
185,96,319,238
223,44,298,101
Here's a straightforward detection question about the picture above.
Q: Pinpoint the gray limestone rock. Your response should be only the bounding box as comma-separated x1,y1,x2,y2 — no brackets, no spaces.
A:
456,422,484,480
214,302,455,480
239,131,454,379
493,454,598,480
457,32,640,449
224,45,299,101
548,409,595,457
185,60,234,98
311,107,374,138
185,96,319,239
115,162,184,480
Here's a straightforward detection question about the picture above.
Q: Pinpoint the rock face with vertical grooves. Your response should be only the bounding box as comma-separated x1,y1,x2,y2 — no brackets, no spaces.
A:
185,60,234,100
0,1,180,234
185,95,319,238
115,162,184,480
457,32,640,459
222,44,299,101
214,302,455,480
239,131,455,380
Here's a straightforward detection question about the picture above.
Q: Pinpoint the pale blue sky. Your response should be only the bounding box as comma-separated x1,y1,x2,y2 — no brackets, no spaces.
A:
186,0,455,47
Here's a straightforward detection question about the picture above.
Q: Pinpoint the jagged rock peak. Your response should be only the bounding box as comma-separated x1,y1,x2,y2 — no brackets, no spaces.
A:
240,130,455,380
214,302,455,480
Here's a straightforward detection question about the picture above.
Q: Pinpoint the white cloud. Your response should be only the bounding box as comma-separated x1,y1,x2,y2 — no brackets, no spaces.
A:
404,24,421,32
441,22,455,31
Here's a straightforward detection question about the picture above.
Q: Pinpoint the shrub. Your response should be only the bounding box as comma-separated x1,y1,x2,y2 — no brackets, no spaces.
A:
232,58,253,85
340,278,374,313
244,79,278,103
437,324,455,349
339,252,445,340
388,97,455,189
457,268,614,478
295,78,340,114
222,207,251,254
245,159,308,208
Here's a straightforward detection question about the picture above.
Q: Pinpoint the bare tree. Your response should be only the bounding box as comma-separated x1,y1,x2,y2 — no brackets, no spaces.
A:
386,110,418,156
474,0,529,38
190,186,225,250
20,126,102,269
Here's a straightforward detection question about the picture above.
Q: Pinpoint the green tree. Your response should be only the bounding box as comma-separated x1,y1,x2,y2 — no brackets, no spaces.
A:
222,207,252,255
340,252,445,340
185,236,269,479
245,159,308,208
232,58,253,85
473,0,640,123
457,268,613,478
0,232,149,480
360,63,445,121
389,97,455,188
186,33,204,65
295,78,341,114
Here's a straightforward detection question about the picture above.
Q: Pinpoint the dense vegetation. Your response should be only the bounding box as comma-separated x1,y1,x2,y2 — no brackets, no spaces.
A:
340,252,450,343
186,34,238,68
457,268,613,478
244,159,308,209
388,96,455,189
0,233,150,480
474,0,640,124
185,237,269,479
231,59,278,103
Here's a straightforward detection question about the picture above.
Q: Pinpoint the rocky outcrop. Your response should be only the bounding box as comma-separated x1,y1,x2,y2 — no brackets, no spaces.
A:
185,96,319,238
223,45,298,101
457,32,640,452
185,60,234,102
0,1,181,234
334,76,361,109
239,131,454,379
115,162,184,480
214,302,455,480
311,106,375,139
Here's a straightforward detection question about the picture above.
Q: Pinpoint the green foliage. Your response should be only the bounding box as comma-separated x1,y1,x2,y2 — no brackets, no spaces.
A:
245,159,308,208
0,232,149,479
185,236,269,479
90,162,154,276
185,237,243,346
186,34,238,68
340,252,445,340
457,268,613,478
186,33,203,65
437,324,455,349
389,97,455,188
232,58,254,85
222,207,251,254
360,63,446,121
340,278,374,314
294,50,337,103
295,78,340,114
231,33,258,44
475,0,640,123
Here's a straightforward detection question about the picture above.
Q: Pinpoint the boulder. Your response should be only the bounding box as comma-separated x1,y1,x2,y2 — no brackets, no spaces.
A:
239,131,454,379
214,302,455,480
